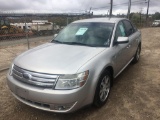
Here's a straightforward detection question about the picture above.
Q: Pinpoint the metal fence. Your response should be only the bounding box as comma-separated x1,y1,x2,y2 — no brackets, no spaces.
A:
0,14,89,46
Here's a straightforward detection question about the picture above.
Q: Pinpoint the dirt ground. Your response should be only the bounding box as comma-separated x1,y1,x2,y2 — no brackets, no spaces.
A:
0,28,160,120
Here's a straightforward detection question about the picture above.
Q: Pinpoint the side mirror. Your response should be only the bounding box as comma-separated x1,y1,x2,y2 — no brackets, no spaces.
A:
116,37,129,44
54,34,58,38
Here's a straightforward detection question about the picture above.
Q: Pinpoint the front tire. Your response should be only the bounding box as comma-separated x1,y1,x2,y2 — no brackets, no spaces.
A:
94,70,111,107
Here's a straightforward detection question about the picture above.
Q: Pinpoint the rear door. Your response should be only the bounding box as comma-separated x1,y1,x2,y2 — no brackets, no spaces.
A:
122,20,139,61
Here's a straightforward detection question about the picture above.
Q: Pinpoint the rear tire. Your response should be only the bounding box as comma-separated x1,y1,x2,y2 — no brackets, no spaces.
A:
132,44,141,64
94,70,111,107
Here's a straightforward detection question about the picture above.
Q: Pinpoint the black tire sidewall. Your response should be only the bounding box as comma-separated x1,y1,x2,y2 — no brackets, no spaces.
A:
94,70,111,107
132,44,141,63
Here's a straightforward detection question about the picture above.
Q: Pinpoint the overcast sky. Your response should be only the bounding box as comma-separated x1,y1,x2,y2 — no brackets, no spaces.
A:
0,0,159,15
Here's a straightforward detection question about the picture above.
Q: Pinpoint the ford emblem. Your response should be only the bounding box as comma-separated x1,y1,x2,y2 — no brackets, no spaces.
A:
23,73,32,80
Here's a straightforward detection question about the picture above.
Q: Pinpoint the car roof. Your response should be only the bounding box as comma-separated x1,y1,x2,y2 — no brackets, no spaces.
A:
73,17,127,24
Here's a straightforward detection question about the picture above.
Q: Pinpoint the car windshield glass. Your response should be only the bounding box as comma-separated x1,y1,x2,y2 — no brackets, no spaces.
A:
52,22,115,47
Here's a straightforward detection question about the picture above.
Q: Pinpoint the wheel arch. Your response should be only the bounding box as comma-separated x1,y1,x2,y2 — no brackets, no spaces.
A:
103,66,114,86
93,65,114,107
96,65,114,88
139,42,141,51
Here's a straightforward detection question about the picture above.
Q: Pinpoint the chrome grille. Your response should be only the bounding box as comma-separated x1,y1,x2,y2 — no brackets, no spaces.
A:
12,65,58,88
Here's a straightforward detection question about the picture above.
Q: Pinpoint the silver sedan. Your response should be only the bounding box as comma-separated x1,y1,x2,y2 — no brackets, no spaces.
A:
7,18,141,113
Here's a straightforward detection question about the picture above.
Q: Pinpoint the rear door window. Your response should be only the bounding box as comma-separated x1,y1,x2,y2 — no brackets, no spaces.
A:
123,20,135,37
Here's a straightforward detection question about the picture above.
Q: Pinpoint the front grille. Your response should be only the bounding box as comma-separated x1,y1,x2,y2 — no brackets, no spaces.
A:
12,65,58,88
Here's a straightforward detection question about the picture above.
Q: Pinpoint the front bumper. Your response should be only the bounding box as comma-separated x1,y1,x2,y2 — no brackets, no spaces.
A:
7,74,90,113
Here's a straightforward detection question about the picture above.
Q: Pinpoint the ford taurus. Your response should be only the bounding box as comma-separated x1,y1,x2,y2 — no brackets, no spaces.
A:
7,18,141,113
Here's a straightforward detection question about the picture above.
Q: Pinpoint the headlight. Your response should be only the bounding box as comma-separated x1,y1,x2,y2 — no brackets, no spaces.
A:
9,64,14,76
55,71,89,90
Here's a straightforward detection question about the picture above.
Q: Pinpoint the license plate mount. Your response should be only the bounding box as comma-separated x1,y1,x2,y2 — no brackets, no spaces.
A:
15,86,29,99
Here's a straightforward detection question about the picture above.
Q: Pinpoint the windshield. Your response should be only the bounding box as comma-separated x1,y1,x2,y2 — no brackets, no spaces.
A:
52,22,115,47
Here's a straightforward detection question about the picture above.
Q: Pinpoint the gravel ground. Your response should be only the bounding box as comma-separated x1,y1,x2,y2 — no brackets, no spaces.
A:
0,28,160,120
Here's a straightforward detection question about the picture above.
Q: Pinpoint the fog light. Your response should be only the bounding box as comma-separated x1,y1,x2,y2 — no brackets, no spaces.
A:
50,102,77,111
54,105,67,110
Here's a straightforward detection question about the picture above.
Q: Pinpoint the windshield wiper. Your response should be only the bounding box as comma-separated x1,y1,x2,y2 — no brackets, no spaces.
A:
52,40,64,44
67,42,106,47
52,41,104,47
65,42,88,46
52,40,86,46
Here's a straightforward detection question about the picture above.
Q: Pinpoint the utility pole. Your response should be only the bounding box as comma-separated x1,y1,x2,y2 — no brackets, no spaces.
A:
109,0,113,18
89,7,93,17
127,0,131,19
107,10,110,17
146,0,150,26
89,7,92,14
140,7,143,28
25,14,30,49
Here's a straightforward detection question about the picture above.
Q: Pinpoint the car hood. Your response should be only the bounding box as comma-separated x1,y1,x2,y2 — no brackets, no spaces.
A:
14,43,106,74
